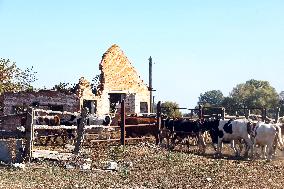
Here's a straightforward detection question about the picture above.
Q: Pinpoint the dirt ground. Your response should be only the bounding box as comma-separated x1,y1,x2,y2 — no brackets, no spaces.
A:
0,141,284,189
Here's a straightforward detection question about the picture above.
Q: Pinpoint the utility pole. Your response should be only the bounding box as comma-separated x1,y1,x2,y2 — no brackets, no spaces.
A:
149,56,153,113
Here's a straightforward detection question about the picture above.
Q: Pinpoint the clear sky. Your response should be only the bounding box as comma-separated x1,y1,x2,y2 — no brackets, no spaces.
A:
1,0,284,109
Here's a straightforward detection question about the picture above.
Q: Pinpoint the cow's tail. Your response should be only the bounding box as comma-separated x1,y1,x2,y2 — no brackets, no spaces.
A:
275,124,284,150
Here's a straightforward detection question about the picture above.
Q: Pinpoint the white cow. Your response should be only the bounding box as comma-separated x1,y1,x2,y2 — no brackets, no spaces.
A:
251,122,283,160
207,119,253,157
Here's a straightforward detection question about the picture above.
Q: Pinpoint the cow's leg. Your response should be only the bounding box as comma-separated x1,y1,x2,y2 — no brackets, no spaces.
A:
267,144,274,160
237,139,245,155
170,134,177,150
166,136,170,149
216,138,222,157
272,136,278,157
259,145,264,158
243,138,253,158
262,145,268,159
186,137,190,151
212,143,218,151
197,132,206,154
155,135,159,145
251,138,257,158
231,140,240,157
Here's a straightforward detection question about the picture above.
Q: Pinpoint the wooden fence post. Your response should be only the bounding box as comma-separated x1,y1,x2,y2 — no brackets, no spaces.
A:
275,107,280,123
244,108,249,119
120,100,125,146
198,105,203,120
262,108,267,122
24,107,34,162
157,101,161,130
221,108,225,120
74,108,88,155
248,109,251,118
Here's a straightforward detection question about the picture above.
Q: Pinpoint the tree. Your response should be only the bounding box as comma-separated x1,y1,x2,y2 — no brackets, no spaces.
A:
161,101,182,118
198,90,224,106
0,58,37,94
229,79,279,116
52,82,78,94
279,91,284,116
91,74,101,94
221,96,238,115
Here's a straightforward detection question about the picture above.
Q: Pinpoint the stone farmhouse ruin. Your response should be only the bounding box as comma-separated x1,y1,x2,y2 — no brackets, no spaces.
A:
0,44,151,122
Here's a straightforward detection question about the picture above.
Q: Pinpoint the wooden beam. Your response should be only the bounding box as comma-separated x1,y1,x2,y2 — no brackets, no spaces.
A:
120,100,125,146
24,108,34,162
73,108,88,155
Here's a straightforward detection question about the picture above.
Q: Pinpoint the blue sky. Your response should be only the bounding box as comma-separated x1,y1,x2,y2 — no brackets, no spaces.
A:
1,1,284,108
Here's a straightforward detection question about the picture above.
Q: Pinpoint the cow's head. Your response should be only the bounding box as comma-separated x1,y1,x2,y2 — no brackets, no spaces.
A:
103,115,112,126
202,119,220,144
246,120,258,135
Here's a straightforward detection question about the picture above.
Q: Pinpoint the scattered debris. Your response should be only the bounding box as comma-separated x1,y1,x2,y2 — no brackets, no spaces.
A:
12,163,25,169
105,161,118,171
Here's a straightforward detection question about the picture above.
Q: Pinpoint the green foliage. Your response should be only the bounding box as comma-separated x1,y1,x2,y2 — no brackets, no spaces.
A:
161,101,182,118
198,90,224,106
198,80,280,116
52,82,78,94
0,58,37,94
221,97,239,115
279,91,284,116
230,79,279,109
91,75,101,94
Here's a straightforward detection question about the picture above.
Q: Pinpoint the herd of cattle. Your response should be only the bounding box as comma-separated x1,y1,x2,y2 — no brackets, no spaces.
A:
23,112,284,160
160,117,284,160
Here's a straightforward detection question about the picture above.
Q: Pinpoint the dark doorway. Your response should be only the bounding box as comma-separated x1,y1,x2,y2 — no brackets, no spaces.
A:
140,102,148,113
83,100,97,114
109,93,126,113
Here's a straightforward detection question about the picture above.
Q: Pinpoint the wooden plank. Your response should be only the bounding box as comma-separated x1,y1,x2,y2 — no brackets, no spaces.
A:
85,125,118,129
124,124,156,127
120,100,125,146
34,125,77,130
32,150,72,161
88,137,153,143
34,125,118,130
89,138,121,142
125,137,153,140
24,108,34,162
33,109,79,116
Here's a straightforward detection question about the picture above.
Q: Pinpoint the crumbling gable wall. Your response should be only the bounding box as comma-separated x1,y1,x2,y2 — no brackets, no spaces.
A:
95,44,150,115
76,77,97,107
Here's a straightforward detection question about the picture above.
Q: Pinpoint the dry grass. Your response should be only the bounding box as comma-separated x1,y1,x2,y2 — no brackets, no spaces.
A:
0,142,284,189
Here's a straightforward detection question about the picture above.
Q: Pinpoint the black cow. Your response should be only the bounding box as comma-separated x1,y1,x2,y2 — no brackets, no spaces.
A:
161,118,206,153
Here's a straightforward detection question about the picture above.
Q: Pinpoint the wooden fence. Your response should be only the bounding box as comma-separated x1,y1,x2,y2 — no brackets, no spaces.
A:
156,101,280,122
22,99,158,161
1,100,281,162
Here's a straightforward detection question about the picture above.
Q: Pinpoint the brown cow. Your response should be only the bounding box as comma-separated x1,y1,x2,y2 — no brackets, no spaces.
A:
125,124,160,145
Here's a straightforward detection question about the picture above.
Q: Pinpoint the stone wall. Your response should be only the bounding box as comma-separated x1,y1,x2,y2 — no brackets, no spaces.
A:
0,114,24,131
1,90,80,116
94,44,150,115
